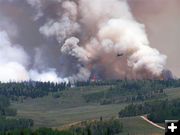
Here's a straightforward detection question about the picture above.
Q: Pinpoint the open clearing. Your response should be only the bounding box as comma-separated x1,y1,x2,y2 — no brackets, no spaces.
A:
11,86,180,134
119,116,164,135
11,86,127,127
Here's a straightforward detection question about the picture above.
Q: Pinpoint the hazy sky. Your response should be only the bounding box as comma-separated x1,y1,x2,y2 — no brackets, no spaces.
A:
129,0,180,77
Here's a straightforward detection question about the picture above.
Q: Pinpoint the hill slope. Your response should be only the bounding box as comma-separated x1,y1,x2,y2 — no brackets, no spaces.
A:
10,86,180,134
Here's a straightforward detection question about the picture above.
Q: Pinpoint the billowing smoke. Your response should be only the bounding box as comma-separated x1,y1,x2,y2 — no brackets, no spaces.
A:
0,0,170,83
0,30,29,82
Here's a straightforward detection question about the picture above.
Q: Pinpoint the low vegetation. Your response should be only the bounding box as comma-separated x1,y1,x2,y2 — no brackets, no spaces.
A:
0,95,16,116
0,94,33,132
0,79,180,134
69,118,123,135
0,128,71,135
0,117,33,132
0,119,123,135
119,99,180,123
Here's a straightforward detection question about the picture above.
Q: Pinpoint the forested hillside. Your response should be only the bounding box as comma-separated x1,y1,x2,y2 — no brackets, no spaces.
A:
0,79,179,101
0,81,69,99
119,99,180,123
0,95,33,132
83,79,180,104
0,79,180,134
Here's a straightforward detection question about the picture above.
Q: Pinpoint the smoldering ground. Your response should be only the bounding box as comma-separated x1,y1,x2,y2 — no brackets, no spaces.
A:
0,0,175,83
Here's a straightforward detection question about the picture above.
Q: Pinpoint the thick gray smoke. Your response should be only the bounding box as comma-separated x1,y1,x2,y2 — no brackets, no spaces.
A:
0,0,169,83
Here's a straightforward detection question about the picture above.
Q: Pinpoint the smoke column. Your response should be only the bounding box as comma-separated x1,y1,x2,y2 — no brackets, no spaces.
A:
0,0,169,83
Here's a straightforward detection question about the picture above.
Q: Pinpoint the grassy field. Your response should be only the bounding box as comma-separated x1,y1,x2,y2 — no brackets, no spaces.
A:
11,86,127,128
165,87,180,100
119,117,164,135
59,117,164,135
10,86,180,134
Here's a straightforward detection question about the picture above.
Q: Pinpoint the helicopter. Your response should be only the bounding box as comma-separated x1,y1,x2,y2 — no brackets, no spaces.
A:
117,53,124,57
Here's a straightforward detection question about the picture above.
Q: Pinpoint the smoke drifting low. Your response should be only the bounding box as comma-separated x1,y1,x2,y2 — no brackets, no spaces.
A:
0,0,170,83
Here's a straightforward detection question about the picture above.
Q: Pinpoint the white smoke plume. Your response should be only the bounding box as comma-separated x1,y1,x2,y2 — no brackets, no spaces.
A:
0,30,29,82
61,37,90,63
29,69,68,83
0,30,65,83
0,0,169,83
